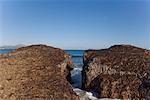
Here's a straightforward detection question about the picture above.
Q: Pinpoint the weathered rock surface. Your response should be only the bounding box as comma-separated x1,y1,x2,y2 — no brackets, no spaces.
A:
0,45,79,100
82,45,150,99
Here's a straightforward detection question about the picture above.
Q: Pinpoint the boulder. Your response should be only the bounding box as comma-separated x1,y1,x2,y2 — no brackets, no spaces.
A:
82,45,150,99
0,45,79,100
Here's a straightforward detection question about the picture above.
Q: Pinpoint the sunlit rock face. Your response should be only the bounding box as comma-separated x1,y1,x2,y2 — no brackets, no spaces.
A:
82,45,150,99
0,45,79,100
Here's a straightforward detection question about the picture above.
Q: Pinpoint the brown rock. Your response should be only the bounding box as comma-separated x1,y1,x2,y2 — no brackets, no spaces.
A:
0,45,79,100
82,44,150,99
87,74,141,99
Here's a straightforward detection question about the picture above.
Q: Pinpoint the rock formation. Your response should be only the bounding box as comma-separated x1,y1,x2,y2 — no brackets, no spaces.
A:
82,45,150,99
0,45,79,100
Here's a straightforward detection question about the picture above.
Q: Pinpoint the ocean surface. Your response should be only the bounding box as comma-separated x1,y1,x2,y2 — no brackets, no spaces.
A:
65,50,84,88
0,49,15,54
65,50,84,66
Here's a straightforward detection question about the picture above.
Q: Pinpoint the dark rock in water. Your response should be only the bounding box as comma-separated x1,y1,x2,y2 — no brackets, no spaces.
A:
82,44,150,99
0,45,79,100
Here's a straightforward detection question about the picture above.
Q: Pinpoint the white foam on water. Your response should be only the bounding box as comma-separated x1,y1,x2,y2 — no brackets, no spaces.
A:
71,68,82,76
73,88,120,100
73,88,98,100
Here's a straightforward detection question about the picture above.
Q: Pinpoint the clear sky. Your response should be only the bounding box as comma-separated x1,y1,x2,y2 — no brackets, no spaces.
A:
0,0,150,49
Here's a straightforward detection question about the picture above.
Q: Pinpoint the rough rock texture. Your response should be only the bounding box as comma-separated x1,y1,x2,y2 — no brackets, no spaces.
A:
0,45,79,100
82,45,150,99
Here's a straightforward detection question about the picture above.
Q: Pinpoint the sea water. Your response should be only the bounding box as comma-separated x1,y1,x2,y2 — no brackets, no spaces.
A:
0,49,15,54
65,50,84,88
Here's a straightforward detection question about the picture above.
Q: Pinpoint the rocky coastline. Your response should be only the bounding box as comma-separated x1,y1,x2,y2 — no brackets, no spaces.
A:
0,44,149,100
0,45,79,100
82,45,150,99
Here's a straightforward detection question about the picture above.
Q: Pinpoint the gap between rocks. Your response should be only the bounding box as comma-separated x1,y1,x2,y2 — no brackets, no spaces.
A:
67,51,99,100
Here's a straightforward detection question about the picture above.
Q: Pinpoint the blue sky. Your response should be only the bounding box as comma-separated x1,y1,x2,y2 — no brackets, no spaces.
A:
0,0,150,49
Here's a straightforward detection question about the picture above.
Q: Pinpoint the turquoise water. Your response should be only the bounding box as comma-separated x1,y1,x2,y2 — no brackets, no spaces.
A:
64,50,84,57
65,50,84,66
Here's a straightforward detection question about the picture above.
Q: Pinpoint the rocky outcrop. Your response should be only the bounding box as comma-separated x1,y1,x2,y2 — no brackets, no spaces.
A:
0,45,79,100
82,45,150,99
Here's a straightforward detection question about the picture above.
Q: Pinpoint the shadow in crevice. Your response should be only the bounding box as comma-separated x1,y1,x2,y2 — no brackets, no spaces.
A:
86,75,102,98
138,71,150,99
